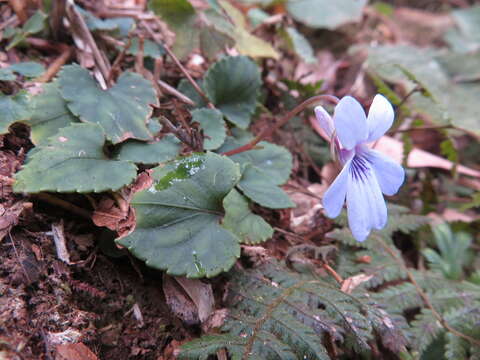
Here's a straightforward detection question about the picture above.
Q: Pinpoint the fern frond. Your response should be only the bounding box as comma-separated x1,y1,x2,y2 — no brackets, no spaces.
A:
180,260,408,359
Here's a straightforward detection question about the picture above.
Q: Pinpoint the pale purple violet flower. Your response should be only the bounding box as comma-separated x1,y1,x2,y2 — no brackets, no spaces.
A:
315,94,405,242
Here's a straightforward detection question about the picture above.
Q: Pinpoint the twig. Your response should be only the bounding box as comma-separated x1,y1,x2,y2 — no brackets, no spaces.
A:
107,38,131,84
323,263,343,284
34,193,91,220
140,19,213,107
223,94,339,157
66,0,111,85
38,47,73,82
158,80,195,106
377,238,480,347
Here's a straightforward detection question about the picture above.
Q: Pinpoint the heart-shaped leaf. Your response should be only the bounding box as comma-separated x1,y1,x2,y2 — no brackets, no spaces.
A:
58,64,158,144
27,82,78,144
237,165,295,209
227,141,293,185
204,56,261,129
0,91,31,134
115,134,181,164
223,189,273,244
14,123,137,193
191,108,226,150
117,152,242,278
286,0,367,30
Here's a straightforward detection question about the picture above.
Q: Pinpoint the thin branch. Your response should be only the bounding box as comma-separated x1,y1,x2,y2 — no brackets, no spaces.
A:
222,94,339,157
140,19,213,107
66,0,111,85
377,239,480,347
38,46,73,82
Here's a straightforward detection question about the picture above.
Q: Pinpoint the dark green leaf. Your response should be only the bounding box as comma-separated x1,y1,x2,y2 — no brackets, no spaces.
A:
126,38,165,58
115,134,181,164
222,189,273,244
191,108,226,150
58,64,158,144
286,0,367,30
9,61,45,77
26,82,78,144
237,165,295,209
14,123,137,193
204,56,261,129
0,92,31,134
7,10,47,49
116,152,242,278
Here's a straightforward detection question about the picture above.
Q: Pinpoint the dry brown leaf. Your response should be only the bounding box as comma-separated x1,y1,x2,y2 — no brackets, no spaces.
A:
92,171,153,237
428,208,479,224
55,343,98,360
174,277,214,323
375,136,480,178
341,274,373,294
0,201,31,241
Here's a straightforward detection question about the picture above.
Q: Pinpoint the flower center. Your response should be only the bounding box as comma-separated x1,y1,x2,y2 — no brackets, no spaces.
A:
350,155,370,182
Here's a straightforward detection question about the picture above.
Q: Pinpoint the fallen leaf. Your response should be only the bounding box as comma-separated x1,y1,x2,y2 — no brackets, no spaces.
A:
56,343,97,360
341,274,373,294
0,201,31,241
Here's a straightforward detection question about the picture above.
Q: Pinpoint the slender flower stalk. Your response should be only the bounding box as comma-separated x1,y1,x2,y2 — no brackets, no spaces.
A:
315,95,405,241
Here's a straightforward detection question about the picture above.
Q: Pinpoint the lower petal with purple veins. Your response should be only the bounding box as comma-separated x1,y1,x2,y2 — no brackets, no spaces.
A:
346,156,387,241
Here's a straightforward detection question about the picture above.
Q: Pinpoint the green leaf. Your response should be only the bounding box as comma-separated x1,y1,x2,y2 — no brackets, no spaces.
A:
222,189,273,244
282,27,316,64
126,38,165,58
78,6,134,36
7,10,47,50
237,165,295,209
218,0,279,59
0,91,31,134
26,82,78,144
191,108,226,150
0,68,16,81
180,259,407,359
448,5,480,52
14,123,137,193
177,78,207,108
149,0,197,59
115,134,181,164
204,56,261,129
286,0,367,30
58,64,158,144
9,61,45,78
228,141,293,185
116,152,242,278
365,45,480,136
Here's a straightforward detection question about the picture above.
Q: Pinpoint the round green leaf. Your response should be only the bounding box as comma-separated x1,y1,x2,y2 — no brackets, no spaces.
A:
58,64,158,144
223,189,273,244
0,91,31,134
27,82,78,145
204,56,261,129
117,152,242,278
9,61,45,78
191,108,226,150
286,0,367,30
115,134,181,164
237,165,295,209
229,141,293,185
14,123,137,193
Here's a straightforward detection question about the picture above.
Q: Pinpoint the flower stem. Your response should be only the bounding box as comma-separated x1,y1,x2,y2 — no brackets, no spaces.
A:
222,94,339,157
